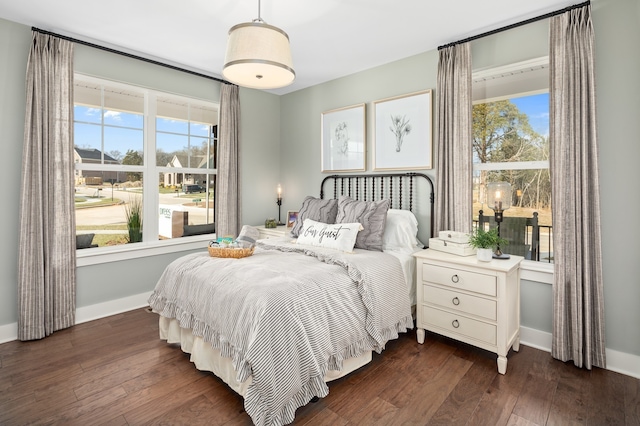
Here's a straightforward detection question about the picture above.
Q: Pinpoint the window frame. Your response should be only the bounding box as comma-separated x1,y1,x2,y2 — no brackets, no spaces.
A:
74,74,218,262
471,58,553,275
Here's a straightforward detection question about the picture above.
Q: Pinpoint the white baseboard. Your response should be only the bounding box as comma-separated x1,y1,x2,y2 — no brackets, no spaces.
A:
0,322,18,344
603,347,640,379
75,292,152,324
520,325,553,352
0,292,152,344
520,326,640,379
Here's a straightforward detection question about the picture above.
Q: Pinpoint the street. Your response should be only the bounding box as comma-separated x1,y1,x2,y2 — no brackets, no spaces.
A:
75,186,214,227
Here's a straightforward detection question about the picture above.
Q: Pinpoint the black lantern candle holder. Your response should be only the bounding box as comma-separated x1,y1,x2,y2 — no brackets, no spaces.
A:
487,181,512,259
276,184,284,225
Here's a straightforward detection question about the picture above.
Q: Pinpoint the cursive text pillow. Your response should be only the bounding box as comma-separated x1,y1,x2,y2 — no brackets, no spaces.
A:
296,219,363,253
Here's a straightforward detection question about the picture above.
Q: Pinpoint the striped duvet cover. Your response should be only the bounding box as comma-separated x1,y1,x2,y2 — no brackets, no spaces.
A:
148,238,413,425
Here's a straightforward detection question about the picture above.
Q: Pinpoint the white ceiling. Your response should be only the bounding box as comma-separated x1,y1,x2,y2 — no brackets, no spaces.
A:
0,0,576,95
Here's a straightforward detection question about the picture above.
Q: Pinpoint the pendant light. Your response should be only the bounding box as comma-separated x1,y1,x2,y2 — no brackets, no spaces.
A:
222,0,295,89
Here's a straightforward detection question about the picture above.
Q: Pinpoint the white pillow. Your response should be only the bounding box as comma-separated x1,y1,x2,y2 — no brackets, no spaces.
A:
296,218,363,253
382,209,420,254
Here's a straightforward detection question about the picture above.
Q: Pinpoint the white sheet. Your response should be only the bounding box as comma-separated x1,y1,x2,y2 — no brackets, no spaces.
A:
159,316,372,396
385,247,420,306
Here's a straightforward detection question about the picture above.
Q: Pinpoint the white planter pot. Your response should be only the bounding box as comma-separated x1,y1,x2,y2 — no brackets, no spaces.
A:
476,248,493,262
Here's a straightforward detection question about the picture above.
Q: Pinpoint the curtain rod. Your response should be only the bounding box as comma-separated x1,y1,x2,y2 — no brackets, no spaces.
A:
31,27,232,85
437,1,590,50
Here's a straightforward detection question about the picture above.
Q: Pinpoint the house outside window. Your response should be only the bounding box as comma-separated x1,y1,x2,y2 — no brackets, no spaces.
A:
73,75,218,249
472,58,553,263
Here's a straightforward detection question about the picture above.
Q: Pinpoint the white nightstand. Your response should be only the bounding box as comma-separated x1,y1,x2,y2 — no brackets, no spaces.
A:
255,226,289,239
413,249,523,374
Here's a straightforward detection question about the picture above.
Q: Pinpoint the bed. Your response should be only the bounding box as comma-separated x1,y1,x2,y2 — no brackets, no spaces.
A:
148,172,434,426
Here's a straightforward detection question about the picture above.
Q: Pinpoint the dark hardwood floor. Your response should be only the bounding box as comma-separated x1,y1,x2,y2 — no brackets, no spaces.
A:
1,308,638,425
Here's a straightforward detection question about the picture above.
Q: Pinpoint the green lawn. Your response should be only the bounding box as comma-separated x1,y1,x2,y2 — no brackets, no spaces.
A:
75,197,122,209
92,234,129,246
76,224,127,231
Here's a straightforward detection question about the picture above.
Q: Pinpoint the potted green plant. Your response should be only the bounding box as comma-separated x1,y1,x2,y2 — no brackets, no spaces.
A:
124,196,143,243
468,227,508,261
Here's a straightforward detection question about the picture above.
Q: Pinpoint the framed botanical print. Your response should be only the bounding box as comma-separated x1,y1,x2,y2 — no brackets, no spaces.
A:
373,89,432,170
321,103,366,172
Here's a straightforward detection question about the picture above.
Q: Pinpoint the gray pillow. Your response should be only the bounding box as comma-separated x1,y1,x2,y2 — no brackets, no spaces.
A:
336,196,390,251
290,196,338,237
76,233,95,249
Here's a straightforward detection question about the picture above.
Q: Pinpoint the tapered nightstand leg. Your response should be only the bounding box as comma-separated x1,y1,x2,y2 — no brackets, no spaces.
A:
497,355,507,375
416,328,425,344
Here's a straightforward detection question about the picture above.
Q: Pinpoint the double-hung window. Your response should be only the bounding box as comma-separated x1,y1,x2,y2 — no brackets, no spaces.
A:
472,58,553,263
73,75,218,249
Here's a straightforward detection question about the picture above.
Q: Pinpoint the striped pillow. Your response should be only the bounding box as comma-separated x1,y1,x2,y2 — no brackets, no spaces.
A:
336,196,390,251
290,196,338,237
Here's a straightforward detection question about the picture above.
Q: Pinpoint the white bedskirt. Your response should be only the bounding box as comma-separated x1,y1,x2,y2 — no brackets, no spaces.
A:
159,316,373,397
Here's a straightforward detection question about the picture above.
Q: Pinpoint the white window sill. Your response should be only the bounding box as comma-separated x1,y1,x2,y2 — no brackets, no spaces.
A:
77,239,554,285
520,259,553,284
76,234,215,267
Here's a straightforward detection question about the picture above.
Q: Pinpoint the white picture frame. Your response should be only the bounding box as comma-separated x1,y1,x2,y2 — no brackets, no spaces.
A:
373,89,433,170
321,103,366,172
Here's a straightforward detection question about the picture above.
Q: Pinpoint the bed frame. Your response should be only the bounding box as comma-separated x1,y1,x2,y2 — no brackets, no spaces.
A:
320,172,435,239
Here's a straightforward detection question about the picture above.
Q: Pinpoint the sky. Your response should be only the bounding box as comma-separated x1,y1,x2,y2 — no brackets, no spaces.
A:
510,92,550,137
74,106,211,161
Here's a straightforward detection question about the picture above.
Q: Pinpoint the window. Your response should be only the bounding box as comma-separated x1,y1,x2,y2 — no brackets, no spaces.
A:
74,75,218,249
472,58,553,262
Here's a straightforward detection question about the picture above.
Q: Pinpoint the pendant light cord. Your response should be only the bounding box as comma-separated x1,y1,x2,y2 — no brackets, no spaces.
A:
254,0,265,23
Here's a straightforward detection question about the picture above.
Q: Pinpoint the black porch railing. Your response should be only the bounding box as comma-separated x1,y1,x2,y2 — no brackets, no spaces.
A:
473,212,553,263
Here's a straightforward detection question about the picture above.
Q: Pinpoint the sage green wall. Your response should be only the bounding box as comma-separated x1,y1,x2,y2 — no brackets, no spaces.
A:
592,0,640,357
0,17,282,326
0,18,30,327
280,0,640,357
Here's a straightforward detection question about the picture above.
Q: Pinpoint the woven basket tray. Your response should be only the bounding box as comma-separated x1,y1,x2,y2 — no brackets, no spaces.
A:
208,246,255,259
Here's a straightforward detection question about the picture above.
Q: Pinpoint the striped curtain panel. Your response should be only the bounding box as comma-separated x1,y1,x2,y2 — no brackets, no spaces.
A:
549,4,606,369
18,32,76,340
434,43,473,234
215,83,241,238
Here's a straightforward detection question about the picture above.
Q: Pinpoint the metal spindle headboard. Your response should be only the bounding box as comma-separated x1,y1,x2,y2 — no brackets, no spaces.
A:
320,172,435,238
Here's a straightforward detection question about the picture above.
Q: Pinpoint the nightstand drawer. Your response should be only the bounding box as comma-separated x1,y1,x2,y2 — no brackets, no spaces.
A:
421,263,496,296
423,285,497,321
422,306,497,346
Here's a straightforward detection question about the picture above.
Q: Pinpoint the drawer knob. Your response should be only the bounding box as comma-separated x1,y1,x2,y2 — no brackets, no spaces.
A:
452,319,460,328
452,297,460,306
451,274,460,283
